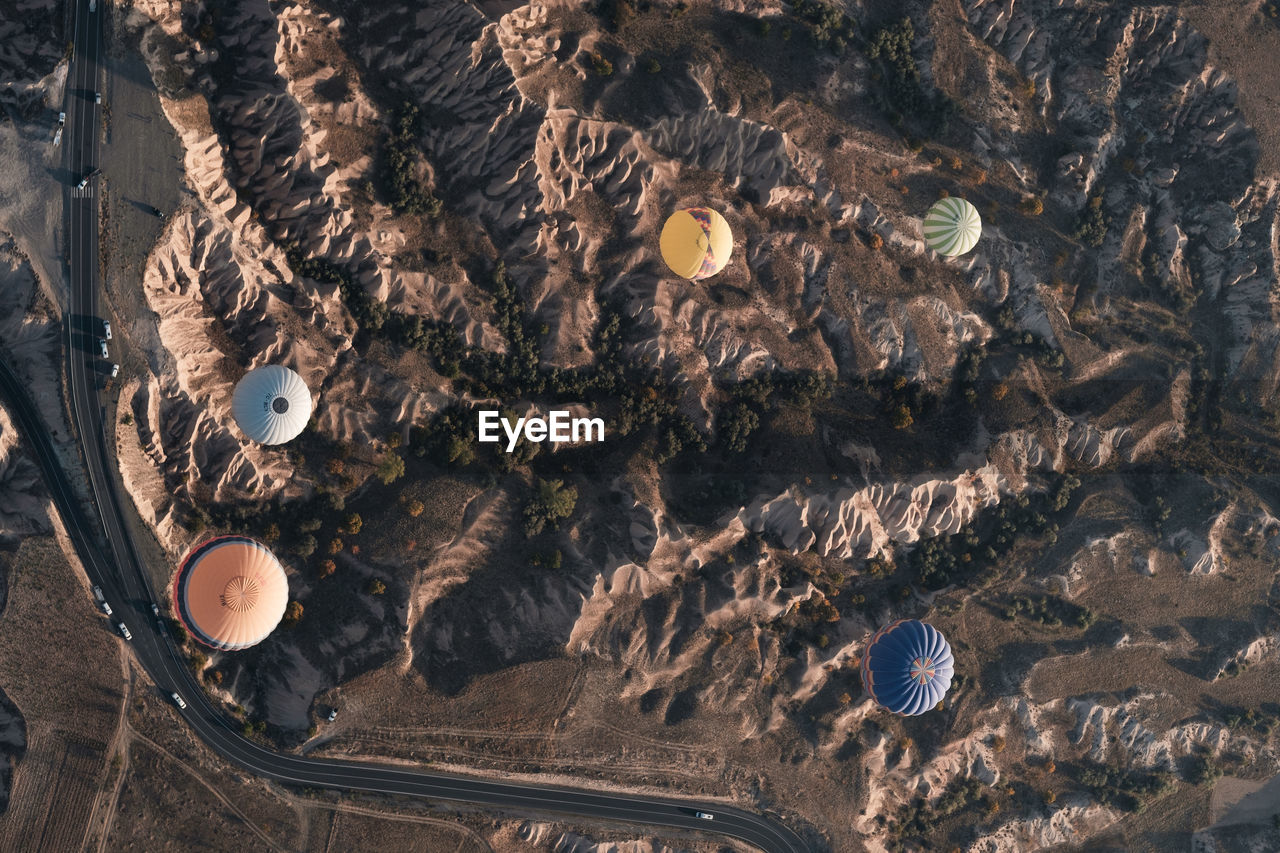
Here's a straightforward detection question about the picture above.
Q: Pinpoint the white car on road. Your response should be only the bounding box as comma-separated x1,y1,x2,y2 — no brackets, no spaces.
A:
111,363,119,378
117,622,132,641
171,692,187,710
98,339,109,358
695,812,715,821
103,320,111,340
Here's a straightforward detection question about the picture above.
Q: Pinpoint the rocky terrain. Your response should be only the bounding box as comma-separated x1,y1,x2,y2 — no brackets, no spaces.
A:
1,0,1280,850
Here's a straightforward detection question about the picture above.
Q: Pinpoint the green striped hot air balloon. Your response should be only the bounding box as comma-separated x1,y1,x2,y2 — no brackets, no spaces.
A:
922,197,982,256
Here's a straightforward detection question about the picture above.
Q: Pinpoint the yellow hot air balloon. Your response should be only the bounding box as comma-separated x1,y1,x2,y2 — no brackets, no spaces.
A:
660,207,733,280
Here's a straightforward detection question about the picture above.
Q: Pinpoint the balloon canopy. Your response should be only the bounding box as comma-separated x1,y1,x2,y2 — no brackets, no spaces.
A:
659,207,733,280
231,365,312,445
922,197,982,256
174,536,290,651
861,619,954,715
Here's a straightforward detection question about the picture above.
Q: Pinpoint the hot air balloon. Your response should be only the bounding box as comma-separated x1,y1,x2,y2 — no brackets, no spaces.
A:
173,536,290,650
660,207,733,280
861,619,954,715
231,365,312,445
922,197,981,256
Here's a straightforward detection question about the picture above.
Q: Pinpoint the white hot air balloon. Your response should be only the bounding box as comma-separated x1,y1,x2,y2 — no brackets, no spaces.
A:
231,365,312,445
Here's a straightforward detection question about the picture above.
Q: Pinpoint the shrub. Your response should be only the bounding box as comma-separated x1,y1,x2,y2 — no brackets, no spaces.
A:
869,232,884,250
405,499,425,517
1187,754,1222,786
319,559,336,578
589,52,613,76
283,600,303,626
523,478,579,536
292,534,317,558
718,402,759,452
1020,196,1044,216
596,0,634,30
376,453,405,485
1074,194,1109,247
327,538,343,555
341,513,363,535
366,578,386,595
867,18,956,138
790,0,857,53
380,102,442,218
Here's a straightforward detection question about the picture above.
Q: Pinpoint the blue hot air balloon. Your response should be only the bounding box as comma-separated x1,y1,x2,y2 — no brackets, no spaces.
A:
861,619,954,715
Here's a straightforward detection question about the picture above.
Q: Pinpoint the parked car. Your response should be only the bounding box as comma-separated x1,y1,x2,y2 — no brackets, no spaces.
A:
171,692,187,710
98,338,108,358
92,585,104,601
694,812,715,821
95,91,101,105
58,111,65,126
103,320,111,340
117,622,132,641
53,127,62,146
111,363,119,379
151,603,161,617
100,601,112,616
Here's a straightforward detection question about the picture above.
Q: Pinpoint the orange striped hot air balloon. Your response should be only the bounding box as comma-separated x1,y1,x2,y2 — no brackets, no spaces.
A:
173,536,289,650
660,207,733,280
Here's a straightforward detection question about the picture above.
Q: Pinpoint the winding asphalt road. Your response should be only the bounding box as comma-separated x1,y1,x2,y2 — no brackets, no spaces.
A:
0,3,815,851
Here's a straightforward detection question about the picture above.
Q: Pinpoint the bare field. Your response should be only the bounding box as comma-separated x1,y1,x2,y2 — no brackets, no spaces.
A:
0,533,122,851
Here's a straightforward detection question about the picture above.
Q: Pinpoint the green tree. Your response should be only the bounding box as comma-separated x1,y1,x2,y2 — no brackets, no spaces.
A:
523,479,578,536
376,453,405,485
293,534,317,558
718,402,759,452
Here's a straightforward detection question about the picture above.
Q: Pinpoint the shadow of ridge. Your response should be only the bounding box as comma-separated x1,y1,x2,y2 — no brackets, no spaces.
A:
410,549,587,696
